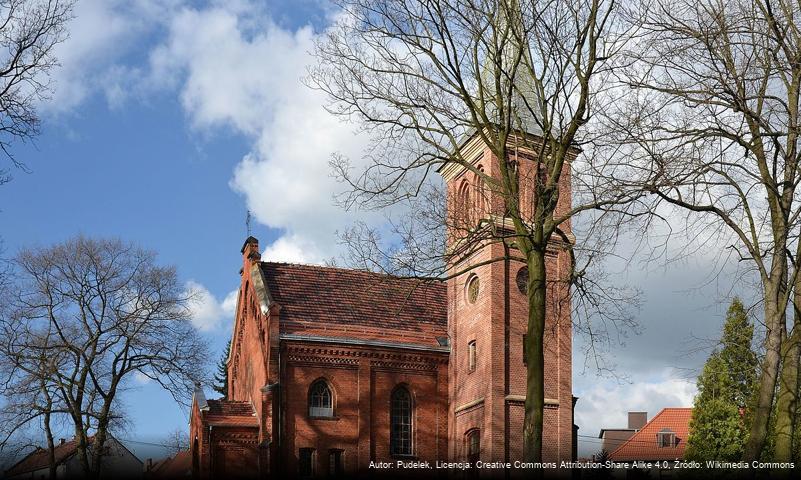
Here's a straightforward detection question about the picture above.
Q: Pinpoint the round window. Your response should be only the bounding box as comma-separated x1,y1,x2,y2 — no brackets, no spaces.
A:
516,266,529,295
466,275,480,303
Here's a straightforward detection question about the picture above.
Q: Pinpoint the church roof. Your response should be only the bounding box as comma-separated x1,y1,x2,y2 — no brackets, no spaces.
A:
260,262,447,349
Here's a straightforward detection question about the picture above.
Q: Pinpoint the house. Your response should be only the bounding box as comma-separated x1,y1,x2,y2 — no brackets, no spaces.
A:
189,128,577,478
609,408,692,464
598,412,648,454
3,435,142,480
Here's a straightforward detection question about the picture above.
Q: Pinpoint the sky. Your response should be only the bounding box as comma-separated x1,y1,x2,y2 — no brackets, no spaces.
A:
0,0,746,462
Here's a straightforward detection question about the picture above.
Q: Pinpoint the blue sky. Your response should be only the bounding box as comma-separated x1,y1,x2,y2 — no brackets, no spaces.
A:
0,0,739,461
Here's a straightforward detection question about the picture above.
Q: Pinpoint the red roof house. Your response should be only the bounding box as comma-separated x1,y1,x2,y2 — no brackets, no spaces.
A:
3,434,142,479
609,408,692,461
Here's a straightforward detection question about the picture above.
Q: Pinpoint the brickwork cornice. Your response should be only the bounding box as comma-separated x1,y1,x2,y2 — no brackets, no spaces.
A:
283,341,448,369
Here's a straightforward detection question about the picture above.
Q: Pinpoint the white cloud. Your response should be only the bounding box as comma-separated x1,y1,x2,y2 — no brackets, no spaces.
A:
186,281,238,332
150,5,373,264
574,372,697,456
221,289,239,317
260,234,323,264
42,0,185,113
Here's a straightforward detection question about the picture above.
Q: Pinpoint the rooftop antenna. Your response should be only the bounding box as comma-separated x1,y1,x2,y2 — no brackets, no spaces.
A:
246,210,252,237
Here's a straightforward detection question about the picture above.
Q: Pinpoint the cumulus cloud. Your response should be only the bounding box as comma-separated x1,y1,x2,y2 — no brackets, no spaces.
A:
149,5,373,264
574,372,697,456
186,281,238,332
43,0,185,113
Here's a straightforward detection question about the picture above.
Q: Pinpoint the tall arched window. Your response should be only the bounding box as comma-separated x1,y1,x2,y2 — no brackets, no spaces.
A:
458,179,471,226
390,386,413,455
309,379,333,417
466,429,480,463
475,165,487,218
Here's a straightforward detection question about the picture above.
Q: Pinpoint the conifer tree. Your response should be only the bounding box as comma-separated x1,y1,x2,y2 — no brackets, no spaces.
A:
685,298,758,461
212,340,231,399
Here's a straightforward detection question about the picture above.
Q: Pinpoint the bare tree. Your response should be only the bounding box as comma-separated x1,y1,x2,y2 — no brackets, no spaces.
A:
615,0,801,462
310,0,641,461
0,326,68,480
0,236,208,479
0,0,74,183
161,428,189,457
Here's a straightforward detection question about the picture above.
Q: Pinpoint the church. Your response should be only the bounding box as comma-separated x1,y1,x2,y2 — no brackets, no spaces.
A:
189,130,576,478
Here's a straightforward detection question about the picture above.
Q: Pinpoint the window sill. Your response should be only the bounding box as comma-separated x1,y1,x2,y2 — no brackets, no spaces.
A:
308,416,340,421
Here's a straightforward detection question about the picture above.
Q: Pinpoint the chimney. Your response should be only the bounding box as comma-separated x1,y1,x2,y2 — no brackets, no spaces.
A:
628,412,647,430
146,458,153,471
241,236,261,267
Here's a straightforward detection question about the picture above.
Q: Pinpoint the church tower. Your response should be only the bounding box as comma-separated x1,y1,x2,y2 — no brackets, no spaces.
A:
440,132,574,465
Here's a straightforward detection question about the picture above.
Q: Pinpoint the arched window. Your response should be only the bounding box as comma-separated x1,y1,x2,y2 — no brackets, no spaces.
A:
458,179,471,225
466,274,480,304
390,386,413,456
475,165,487,218
309,380,333,417
467,340,477,372
466,429,480,463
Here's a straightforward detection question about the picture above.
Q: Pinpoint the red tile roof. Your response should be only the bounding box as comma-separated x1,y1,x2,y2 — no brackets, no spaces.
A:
204,399,258,427
261,262,447,348
149,450,191,478
609,408,692,461
4,437,94,476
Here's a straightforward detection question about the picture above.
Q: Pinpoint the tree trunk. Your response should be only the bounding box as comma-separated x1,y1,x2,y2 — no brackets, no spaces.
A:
90,392,118,480
43,409,56,480
73,415,91,477
91,425,108,480
774,290,801,461
524,248,547,463
743,278,785,461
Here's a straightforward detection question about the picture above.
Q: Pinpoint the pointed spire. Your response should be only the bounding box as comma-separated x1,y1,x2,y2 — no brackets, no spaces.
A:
480,0,542,135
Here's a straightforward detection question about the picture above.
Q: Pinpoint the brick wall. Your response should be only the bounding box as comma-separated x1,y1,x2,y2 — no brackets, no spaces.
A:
280,341,448,476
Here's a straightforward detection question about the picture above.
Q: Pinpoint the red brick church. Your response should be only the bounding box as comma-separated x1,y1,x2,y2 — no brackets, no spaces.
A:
189,131,575,478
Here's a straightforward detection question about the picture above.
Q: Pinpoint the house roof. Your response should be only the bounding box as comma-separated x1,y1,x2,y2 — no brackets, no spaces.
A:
149,451,191,478
260,262,448,348
204,399,259,427
609,408,692,461
4,437,94,476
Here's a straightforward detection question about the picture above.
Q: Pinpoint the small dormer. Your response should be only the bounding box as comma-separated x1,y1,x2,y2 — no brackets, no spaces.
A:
657,428,676,448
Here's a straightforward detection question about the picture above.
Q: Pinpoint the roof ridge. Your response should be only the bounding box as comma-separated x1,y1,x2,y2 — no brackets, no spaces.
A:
261,261,446,283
